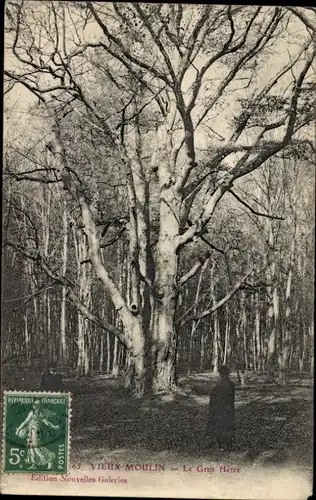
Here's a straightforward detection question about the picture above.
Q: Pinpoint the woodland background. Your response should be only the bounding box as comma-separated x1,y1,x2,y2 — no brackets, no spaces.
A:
2,3,315,396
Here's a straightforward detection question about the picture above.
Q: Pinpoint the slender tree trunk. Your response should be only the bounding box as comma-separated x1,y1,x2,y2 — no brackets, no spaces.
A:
200,328,205,372
250,290,256,372
77,314,85,377
235,315,241,383
208,262,219,374
289,343,294,371
299,329,308,375
279,242,296,384
279,170,298,383
84,331,90,375
212,312,220,374
309,324,314,376
43,189,52,366
255,291,262,372
187,258,209,374
112,336,119,376
240,291,247,385
73,228,91,376
118,344,124,371
187,328,194,375
223,304,230,366
60,199,68,370
106,332,111,373
24,311,30,366
99,335,104,372
23,258,31,366
266,250,280,379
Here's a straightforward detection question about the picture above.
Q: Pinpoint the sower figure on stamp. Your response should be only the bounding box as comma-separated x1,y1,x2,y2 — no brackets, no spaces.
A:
206,365,235,451
15,400,59,470
41,361,65,392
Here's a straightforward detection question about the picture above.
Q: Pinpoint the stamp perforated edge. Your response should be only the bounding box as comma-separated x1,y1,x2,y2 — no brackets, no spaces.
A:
2,390,72,476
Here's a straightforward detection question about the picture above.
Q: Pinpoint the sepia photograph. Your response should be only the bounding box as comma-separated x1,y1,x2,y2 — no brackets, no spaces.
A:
1,2,315,498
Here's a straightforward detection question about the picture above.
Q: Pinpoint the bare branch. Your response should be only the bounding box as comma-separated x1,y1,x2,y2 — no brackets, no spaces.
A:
176,46,315,249
199,235,225,254
181,268,254,326
67,289,129,349
80,227,127,264
175,8,283,195
86,2,173,86
229,189,285,220
7,284,60,313
5,171,60,184
186,6,262,114
286,7,316,33
132,4,177,84
178,252,211,288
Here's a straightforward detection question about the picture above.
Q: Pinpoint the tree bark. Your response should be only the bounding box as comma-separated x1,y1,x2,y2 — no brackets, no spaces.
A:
265,221,279,379
309,323,314,376
187,257,209,374
99,335,104,372
112,336,119,376
279,232,296,384
106,331,111,374
74,228,91,376
149,154,182,392
223,304,230,366
60,199,68,370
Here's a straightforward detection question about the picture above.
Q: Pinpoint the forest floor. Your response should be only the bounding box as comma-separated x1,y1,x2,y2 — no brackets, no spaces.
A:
66,372,313,470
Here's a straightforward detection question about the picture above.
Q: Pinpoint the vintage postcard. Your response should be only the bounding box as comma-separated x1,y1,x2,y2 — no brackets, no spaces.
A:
1,2,314,499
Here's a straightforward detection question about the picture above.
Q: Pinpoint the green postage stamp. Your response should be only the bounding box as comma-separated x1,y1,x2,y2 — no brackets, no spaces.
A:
2,391,71,475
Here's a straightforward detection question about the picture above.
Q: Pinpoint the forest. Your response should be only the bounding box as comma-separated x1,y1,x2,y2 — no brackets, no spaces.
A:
2,3,315,398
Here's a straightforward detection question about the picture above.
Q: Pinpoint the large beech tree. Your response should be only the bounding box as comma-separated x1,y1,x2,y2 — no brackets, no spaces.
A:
4,2,315,395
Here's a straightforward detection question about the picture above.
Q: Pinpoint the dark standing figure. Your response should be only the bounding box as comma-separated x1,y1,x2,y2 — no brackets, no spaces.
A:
40,362,65,392
206,365,235,451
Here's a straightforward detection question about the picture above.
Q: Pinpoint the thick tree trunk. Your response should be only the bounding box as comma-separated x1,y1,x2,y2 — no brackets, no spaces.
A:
149,289,178,393
149,296,178,393
146,175,181,393
124,340,146,396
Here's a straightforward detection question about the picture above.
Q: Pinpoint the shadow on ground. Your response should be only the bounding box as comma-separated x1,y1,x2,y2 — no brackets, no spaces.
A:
66,373,313,468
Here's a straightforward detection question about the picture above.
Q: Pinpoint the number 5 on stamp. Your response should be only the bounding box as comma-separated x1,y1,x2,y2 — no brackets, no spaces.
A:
2,391,71,475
